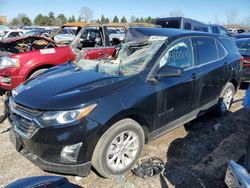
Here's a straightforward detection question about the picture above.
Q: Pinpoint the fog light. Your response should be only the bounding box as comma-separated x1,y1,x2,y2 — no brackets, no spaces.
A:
61,143,82,162
1,77,11,84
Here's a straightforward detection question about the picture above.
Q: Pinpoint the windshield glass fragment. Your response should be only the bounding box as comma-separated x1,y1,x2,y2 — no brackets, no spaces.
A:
75,40,164,76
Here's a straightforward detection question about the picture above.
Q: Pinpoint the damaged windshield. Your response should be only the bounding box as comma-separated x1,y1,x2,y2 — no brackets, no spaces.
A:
76,40,164,76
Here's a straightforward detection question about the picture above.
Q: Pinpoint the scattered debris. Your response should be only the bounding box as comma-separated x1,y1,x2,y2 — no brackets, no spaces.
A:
75,176,82,181
132,157,164,178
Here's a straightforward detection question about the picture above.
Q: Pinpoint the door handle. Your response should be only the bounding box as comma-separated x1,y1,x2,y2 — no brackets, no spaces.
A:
192,72,201,79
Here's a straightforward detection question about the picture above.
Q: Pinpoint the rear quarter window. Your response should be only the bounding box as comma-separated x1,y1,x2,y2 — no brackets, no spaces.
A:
220,37,239,54
216,40,227,58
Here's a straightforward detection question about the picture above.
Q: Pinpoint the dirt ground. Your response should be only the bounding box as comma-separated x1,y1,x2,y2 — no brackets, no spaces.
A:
0,86,250,188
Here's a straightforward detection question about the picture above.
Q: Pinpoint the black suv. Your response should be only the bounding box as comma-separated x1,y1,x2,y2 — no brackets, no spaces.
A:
8,28,241,178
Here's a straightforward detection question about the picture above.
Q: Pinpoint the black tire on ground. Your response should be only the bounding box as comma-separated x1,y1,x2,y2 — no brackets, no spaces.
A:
92,118,145,178
29,68,48,79
215,82,235,116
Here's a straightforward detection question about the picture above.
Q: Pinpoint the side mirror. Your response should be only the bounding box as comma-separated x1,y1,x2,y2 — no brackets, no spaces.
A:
156,65,183,78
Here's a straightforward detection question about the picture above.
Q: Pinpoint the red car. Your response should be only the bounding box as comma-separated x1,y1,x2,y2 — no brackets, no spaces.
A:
0,23,123,90
235,38,250,82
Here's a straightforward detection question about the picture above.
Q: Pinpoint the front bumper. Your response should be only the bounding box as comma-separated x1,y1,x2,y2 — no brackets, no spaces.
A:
0,75,24,90
10,129,91,176
8,99,102,176
0,67,24,90
225,160,250,188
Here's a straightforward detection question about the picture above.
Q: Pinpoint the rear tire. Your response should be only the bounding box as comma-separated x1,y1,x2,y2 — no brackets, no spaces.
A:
92,118,145,178
215,82,235,116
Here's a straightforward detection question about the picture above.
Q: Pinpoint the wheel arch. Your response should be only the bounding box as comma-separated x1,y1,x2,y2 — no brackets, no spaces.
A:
99,111,151,144
25,64,54,80
228,79,238,91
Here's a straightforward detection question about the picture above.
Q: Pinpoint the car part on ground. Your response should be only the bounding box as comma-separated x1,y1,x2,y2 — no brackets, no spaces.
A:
131,157,164,178
7,27,241,177
5,176,82,188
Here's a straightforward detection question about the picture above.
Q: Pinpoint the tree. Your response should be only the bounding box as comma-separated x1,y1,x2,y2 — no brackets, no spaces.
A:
79,6,93,22
135,17,140,23
105,17,109,23
146,16,152,23
48,11,56,25
34,14,51,26
77,16,81,22
169,10,185,17
121,16,127,23
100,14,105,23
71,15,76,22
96,19,100,23
11,18,20,26
139,17,144,22
21,16,32,26
225,8,238,25
113,16,119,23
68,15,76,23
56,14,67,25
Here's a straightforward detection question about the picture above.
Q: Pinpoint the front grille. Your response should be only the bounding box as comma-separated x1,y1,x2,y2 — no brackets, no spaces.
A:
9,98,41,138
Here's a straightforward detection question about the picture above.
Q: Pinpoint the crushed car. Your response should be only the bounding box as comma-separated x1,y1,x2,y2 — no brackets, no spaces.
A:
7,27,241,178
0,22,125,90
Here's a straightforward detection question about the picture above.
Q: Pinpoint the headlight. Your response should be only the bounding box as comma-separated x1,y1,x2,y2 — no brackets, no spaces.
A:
0,56,20,69
41,103,97,126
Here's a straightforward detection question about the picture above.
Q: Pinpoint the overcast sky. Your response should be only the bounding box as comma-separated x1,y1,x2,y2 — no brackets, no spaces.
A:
0,0,249,24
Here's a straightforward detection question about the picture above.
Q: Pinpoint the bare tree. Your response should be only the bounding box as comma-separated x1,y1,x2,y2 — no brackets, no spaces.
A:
241,17,250,27
169,10,184,17
79,6,93,22
225,8,238,25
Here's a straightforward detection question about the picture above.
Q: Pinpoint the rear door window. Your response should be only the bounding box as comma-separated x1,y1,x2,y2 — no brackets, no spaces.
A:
195,37,218,65
159,38,194,69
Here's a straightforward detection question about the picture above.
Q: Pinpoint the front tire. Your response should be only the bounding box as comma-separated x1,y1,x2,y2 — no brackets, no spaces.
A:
29,68,48,79
215,82,235,116
92,118,145,178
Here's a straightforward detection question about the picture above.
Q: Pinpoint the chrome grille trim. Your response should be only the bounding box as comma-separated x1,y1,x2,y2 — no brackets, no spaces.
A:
9,98,42,138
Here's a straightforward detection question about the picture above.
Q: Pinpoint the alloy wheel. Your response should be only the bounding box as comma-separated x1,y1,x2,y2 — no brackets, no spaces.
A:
221,88,233,112
106,131,140,171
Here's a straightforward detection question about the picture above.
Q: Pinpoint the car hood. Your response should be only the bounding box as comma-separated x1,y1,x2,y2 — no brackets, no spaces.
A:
0,35,54,43
13,62,131,110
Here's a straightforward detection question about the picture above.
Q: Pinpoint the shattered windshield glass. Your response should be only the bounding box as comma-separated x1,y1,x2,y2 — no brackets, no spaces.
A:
75,40,164,76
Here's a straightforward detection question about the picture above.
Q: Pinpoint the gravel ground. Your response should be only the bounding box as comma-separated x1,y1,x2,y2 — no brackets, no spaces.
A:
0,87,249,188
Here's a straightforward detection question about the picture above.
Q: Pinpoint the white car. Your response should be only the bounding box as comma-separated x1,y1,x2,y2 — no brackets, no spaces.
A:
0,25,9,38
1,29,28,40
